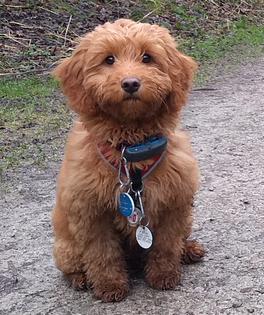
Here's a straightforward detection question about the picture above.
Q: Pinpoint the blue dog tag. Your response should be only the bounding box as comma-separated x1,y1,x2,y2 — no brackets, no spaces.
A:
118,193,134,217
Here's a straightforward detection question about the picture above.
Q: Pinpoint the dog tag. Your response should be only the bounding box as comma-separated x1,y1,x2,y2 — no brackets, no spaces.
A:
136,225,153,249
118,193,134,217
127,207,141,227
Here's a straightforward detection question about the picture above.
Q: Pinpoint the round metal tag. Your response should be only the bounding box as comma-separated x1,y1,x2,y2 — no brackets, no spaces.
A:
127,207,141,227
136,226,153,249
118,193,134,217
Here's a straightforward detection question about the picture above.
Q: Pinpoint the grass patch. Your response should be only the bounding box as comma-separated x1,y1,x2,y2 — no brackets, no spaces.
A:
181,19,264,62
0,77,57,99
180,19,264,84
0,90,72,174
0,18,263,174
145,0,168,13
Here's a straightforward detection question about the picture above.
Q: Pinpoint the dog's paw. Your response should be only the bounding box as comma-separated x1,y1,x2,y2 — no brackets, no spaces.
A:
146,271,181,290
93,282,129,302
182,239,205,264
65,272,87,290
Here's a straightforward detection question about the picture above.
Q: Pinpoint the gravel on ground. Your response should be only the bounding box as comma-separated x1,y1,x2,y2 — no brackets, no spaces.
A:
1,58,264,315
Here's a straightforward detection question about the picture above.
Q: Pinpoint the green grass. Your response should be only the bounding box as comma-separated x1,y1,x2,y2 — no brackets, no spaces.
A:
145,0,168,13
0,84,71,174
181,19,264,63
179,19,264,84
0,18,263,173
0,77,57,99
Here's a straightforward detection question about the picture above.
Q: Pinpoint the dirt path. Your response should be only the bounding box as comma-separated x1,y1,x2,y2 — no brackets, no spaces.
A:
1,58,264,315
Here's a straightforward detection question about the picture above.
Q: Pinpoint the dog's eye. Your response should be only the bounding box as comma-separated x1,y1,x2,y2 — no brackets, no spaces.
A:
105,56,115,65
142,54,152,63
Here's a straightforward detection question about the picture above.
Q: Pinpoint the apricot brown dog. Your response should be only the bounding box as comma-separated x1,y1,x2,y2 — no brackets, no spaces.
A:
52,19,205,302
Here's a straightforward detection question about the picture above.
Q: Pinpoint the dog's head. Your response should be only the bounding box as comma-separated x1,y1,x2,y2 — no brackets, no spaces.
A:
54,19,197,123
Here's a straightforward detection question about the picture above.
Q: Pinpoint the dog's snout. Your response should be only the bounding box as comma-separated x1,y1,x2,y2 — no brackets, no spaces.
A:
121,77,141,94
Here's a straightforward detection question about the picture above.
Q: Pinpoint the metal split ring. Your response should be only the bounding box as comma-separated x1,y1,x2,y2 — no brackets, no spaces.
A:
118,147,130,186
139,215,150,227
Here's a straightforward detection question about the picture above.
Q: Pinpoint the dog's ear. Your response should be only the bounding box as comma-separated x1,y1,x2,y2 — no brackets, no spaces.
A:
164,39,197,111
53,49,95,115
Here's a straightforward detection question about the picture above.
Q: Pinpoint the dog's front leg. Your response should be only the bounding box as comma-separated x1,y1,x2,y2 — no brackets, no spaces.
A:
145,209,186,290
81,213,129,302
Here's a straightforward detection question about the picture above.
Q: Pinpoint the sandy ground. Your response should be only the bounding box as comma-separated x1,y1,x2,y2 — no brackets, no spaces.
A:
1,58,264,315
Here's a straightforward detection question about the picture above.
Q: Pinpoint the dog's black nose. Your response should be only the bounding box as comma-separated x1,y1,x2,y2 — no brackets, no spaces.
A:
121,77,141,94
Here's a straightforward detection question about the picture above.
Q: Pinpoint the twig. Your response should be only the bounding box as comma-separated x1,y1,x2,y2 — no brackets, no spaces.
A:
241,0,250,5
137,9,158,22
2,34,29,48
69,29,80,38
192,88,218,92
48,60,61,69
63,15,72,47
39,6,59,15
9,21,44,30
3,44,18,50
3,4,27,8
47,31,77,44
208,0,220,7
0,68,52,77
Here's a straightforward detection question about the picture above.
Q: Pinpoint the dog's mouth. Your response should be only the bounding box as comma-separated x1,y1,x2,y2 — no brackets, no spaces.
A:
123,94,140,102
98,90,166,122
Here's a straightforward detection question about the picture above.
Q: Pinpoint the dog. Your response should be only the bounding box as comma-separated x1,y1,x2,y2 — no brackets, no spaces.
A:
52,19,205,302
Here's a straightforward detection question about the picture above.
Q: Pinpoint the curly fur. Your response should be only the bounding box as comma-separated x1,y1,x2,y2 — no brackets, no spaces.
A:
52,19,204,302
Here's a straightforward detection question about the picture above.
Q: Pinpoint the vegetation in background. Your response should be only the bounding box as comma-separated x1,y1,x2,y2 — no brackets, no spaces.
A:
0,77,57,99
0,0,263,75
0,84,72,172
0,0,263,174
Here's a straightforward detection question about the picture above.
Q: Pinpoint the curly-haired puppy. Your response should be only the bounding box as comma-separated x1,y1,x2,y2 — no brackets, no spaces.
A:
52,19,205,302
